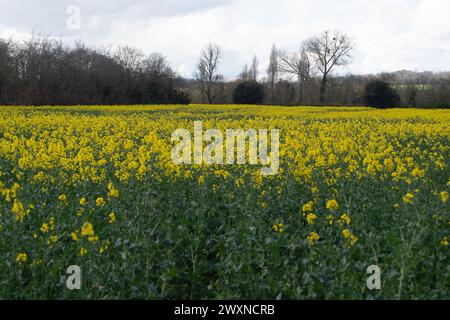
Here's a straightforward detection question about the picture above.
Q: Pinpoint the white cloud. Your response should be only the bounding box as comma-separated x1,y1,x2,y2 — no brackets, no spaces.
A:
0,0,449,77
0,28,31,41
413,0,450,37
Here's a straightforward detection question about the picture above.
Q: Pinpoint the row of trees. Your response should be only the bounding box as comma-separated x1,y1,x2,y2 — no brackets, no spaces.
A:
193,31,450,108
0,36,190,105
0,31,449,107
194,31,354,105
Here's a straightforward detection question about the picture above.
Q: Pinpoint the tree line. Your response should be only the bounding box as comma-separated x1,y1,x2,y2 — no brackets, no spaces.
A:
0,36,190,105
0,31,449,107
193,31,450,108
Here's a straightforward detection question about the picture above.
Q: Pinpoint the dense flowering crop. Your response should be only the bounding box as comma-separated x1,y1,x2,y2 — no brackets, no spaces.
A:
0,105,448,299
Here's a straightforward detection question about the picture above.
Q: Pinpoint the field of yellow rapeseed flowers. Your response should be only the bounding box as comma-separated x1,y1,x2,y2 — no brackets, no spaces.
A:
0,105,449,299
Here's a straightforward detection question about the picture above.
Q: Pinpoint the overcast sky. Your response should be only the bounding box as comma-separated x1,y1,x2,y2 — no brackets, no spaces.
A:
1,0,449,78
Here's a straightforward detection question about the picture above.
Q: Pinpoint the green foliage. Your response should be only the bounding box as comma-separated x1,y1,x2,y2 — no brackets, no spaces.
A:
364,80,400,109
233,81,265,104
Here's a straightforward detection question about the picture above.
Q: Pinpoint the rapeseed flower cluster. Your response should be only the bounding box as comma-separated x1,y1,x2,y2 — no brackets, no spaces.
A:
0,105,448,273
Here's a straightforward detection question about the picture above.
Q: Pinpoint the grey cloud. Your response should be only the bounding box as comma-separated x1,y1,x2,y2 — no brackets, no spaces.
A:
0,0,231,37
0,0,449,77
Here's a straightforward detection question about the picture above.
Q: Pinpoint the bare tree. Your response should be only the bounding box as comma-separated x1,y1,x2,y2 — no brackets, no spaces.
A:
249,55,259,81
239,64,250,81
239,55,259,82
194,43,223,104
142,53,174,77
305,31,353,103
278,46,312,104
113,46,144,72
266,44,278,103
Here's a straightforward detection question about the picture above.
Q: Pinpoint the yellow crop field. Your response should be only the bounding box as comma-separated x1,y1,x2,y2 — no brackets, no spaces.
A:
0,105,449,299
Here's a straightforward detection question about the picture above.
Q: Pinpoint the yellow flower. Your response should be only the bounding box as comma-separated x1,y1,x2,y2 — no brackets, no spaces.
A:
272,223,284,233
11,199,30,222
441,237,449,247
338,213,351,226
342,229,358,247
440,191,448,203
326,215,334,225
307,232,320,245
88,235,99,242
95,197,105,207
33,171,46,182
31,259,43,266
326,199,339,210
81,222,95,237
306,213,317,225
71,232,79,241
383,158,395,171
99,241,110,254
58,194,67,202
79,247,88,256
411,167,424,178
402,193,414,204
40,223,49,234
16,253,27,264
79,197,86,206
234,177,244,188
302,201,314,213
342,229,351,238
47,235,58,245
108,212,117,224
108,182,119,198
